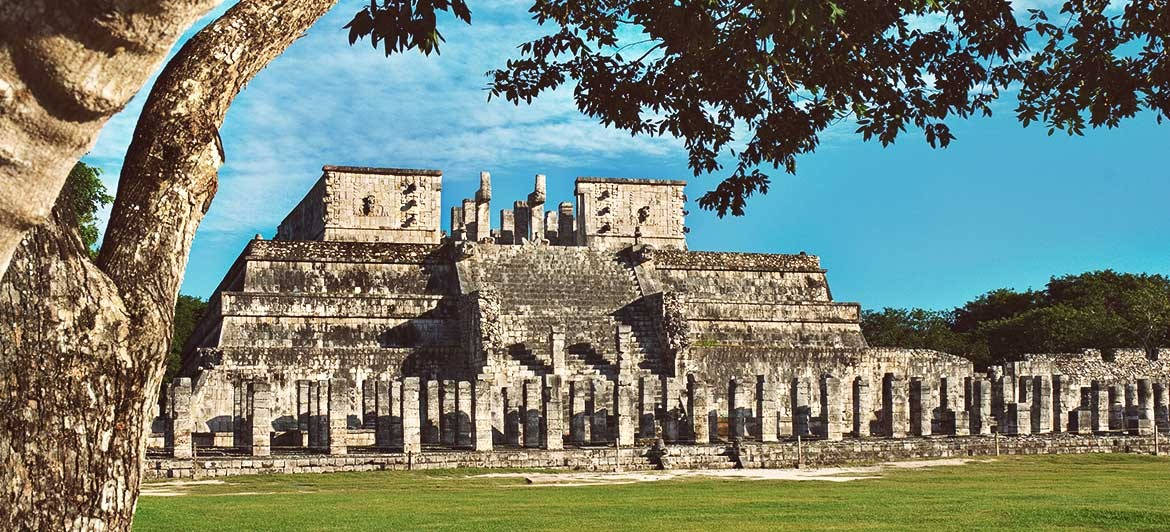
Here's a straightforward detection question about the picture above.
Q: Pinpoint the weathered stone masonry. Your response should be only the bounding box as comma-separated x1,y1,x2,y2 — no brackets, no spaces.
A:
153,165,1170,473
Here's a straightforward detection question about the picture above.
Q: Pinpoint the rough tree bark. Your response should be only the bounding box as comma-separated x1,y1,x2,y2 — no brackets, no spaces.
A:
0,0,338,528
0,0,225,276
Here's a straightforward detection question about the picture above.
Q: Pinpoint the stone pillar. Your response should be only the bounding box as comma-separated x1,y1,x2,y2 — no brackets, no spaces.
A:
549,329,567,376
1091,380,1109,433
499,209,514,244
687,375,710,444
728,378,748,440
362,379,376,429
503,384,523,446
375,380,393,448
422,379,440,443
328,378,349,455
570,379,590,445
1125,382,1139,432
461,198,475,241
314,379,329,450
756,375,778,442
543,375,565,450
1052,375,1070,433
821,375,844,441
440,379,457,446
639,376,657,439
473,171,491,242
297,380,310,447
884,374,908,438
450,206,465,240
662,377,683,442
1137,378,1155,435
777,376,793,438
994,375,1012,429
793,377,811,437
513,201,529,244
456,380,473,447
1109,384,1125,431
975,378,993,435
911,377,933,437
544,210,559,242
524,377,542,448
171,378,194,459
401,377,422,454
853,377,873,438
1033,375,1052,434
950,377,970,436
558,202,575,245
615,375,636,446
473,378,494,451
592,378,612,444
1156,382,1170,432
527,174,546,241
250,382,272,457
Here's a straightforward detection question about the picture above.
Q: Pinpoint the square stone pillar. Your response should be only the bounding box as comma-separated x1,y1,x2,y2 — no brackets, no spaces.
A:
662,377,683,442
615,376,636,446
528,174,546,241
1091,380,1109,433
502,384,523,446
1125,382,1139,432
638,377,657,439
975,378,993,435
1109,384,1125,430
524,377,543,448
995,376,1013,429
250,382,272,457
882,374,907,438
1010,403,1032,435
569,379,590,445
1052,375,1071,433
513,201,529,244
473,378,494,451
375,380,392,449
549,330,567,376
592,378,613,444
543,375,565,450
687,375,710,444
170,378,194,459
362,379,376,429
441,380,457,446
793,377,811,437
755,375,778,442
777,377,794,439
401,377,422,454
1032,376,1052,434
314,379,329,450
821,375,844,441
728,378,748,440
297,380,310,447
422,379,440,443
456,381,473,447
1137,379,1155,436
852,377,871,438
328,378,349,455
911,377,933,437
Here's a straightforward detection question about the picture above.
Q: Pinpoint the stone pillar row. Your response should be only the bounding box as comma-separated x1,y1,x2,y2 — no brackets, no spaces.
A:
168,373,1170,459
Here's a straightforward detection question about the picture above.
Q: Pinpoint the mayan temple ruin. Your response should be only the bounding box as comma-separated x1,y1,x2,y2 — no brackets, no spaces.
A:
149,165,1170,477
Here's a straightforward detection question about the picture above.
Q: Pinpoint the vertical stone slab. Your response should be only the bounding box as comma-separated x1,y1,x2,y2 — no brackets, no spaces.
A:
549,330,567,376
994,375,1013,429
1137,378,1155,435
375,380,392,448
362,379,376,429
793,377,811,437
297,380,310,447
728,378,748,440
503,385,523,446
1033,376,1052,434
451,206,465,240
473,378,494,451
884,374,909,438
950,377,970,436
777,376,793,438
544,375,565,450
756,375,778,442
441,379,457,446
1109,384,1125,431
528,174,546,241
499,209,514,244
1091,380,1109,433
1155,382,1170,432
315,379,329,450
570,379,590,445
1125,382,1138,433
232,380,244,448
307,380,320,449
513,201,529,244
976,378,993,435
171,378,194,459
821,375,843,441
853,377,873,438
250,382,272,457
615,376,636,446
687,375,710,444
592,378,612,444
911,377,933,437
456,380,473,447
391,380,403,446
558,202,575,245
422,378,440,443
401,377,422,454
328,378,349,455
1051,375,1068,433
474,171,491,241
638,376,657,439
524,377,543,448
661,376,682,442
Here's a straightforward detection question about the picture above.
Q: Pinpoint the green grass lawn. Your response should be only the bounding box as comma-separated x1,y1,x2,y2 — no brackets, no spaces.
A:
135,454,1170,531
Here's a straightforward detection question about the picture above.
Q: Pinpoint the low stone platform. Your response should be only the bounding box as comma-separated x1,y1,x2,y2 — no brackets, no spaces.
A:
145,433,1164,480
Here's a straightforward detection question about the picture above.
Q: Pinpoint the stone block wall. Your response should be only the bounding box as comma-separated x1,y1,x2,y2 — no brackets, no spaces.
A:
574,177,686,250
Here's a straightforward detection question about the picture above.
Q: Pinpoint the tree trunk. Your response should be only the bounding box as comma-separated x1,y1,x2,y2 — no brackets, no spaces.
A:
0,0,223,277
0,0,337,528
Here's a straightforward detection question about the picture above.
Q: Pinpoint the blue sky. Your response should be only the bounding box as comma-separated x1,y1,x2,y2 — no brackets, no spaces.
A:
84,1,1170,312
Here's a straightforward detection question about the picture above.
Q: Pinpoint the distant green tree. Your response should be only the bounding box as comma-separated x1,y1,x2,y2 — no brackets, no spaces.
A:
60,162,114,258
864,270,1170,368
168,295,207,382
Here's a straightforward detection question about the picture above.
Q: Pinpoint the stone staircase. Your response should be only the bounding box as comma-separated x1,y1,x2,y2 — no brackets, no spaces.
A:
461,245,663,380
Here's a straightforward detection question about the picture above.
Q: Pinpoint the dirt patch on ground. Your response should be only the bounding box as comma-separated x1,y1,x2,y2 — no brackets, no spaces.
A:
475,458,988,487
141,479,226,497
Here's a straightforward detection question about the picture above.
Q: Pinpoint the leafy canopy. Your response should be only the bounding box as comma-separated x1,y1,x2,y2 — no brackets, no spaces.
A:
61,162,114,258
